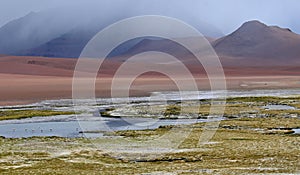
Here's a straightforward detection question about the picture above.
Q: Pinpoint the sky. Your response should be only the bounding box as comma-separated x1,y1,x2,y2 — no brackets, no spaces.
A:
0,0,299,35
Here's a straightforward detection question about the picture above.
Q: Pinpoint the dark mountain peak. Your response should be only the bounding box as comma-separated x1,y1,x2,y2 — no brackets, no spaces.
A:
213,20,270,49
230,20,270,37
213,20,300,59
241,20,267,27
234,20,296,37
271,25,293,33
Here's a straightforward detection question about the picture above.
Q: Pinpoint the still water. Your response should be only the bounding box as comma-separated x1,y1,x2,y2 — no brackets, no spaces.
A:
0,89,299,138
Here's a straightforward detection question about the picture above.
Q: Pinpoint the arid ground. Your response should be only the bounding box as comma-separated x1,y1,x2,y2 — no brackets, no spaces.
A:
0,55,299,106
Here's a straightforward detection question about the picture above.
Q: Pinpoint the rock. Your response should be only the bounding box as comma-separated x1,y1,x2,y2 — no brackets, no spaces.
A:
198,116,209,119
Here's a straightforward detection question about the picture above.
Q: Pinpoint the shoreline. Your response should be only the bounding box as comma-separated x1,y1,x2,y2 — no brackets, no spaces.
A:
1,85,300,107
1,91,299,139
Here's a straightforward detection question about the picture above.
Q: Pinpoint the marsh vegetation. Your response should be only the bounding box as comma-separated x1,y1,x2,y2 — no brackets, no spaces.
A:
0,95,299,174
0,110,75,121
0,116,299,174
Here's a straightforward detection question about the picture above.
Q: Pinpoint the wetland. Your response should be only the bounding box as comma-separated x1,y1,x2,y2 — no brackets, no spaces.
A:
0,89,300,174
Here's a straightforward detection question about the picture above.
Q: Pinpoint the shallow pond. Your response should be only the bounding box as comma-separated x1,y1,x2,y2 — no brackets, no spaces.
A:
294,129,300,134
1,89,299,138
0,117,217,138
263,105,295,110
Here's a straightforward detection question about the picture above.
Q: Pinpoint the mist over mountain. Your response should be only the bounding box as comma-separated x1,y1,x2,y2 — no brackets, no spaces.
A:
0,11,81,54
0,4,127,56
18,19,114,58
0,3,223,57
110,20,300,64
0,3,300,63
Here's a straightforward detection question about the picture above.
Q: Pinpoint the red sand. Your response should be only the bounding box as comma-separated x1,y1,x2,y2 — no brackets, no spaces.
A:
0,55,299,106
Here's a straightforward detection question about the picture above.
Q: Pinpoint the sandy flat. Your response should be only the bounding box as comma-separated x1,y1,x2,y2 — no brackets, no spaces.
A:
0,55,299,106
1,73,300,106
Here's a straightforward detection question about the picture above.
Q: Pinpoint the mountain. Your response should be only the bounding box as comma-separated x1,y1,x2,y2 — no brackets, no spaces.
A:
20,25,100,58
2,9,300,62
21,26,148,58
112,36,215,60
213,20,300,60
118,20,300,67
20,25,220,58
0,7,223,57
0,11,82,55
20,24,218,58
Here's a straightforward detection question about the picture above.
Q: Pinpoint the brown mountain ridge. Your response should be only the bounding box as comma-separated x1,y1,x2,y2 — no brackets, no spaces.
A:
213,20,300,60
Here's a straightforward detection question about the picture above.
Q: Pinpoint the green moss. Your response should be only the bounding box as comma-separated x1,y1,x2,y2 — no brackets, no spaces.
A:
163,105,181,116
290,104,300,108
220,117,300,129
229,137,256,141
112,127,171,138
262,109,300,116
225,96,287,103
0,110,75,120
